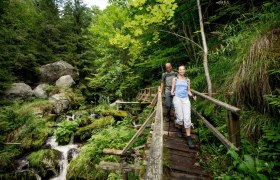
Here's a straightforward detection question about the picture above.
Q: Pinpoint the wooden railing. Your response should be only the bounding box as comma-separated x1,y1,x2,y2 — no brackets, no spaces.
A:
191,89,241,150
137,87,158,104
99,86,241,180
145,87,163,179
99,86,160,179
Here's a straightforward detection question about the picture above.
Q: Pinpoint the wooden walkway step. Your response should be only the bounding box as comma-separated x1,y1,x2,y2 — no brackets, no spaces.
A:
163,119,211,179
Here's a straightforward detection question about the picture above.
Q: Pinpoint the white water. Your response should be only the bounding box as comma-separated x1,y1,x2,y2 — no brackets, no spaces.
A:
46,135,79,180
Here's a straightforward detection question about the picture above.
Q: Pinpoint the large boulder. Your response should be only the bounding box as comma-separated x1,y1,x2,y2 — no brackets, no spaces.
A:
33,84,48,99
49,93,70,114
5,83,33,99
39,61,78,84
55,75,75,88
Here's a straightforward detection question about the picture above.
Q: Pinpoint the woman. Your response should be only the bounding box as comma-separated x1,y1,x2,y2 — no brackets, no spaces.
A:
171,65,195,149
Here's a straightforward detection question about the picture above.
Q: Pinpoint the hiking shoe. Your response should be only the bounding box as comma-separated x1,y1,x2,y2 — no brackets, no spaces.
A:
186,136,195,149
177,128,183,138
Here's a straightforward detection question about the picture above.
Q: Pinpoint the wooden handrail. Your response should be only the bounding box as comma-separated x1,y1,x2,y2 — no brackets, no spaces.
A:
191,89,240,115
122,110,156,155
192,109,239,151
191,89,241,149
145,86,163,180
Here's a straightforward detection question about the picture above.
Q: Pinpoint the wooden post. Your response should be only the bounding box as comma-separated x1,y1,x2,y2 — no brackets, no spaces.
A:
121,157,128,180
227,111,241,149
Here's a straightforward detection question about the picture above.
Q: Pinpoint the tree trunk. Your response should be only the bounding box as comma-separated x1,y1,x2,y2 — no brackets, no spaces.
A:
196,0,212,96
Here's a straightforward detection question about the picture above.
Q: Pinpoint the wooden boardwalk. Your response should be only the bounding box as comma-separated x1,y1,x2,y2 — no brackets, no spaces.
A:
163,116,211,179
100,87,241,180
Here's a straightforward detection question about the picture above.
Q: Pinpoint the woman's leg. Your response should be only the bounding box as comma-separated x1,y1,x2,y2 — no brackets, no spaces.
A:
173,96,184,127
173,96,184,137
182,98,194,149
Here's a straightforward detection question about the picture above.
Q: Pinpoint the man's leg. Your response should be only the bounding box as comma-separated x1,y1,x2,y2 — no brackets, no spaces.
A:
165,92,172,121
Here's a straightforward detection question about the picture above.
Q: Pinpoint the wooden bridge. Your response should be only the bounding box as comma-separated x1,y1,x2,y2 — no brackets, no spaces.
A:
99,87,241,179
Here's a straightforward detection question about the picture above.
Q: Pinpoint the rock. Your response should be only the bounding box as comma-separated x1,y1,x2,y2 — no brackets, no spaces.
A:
75,116,114,141
5,83,33,99
39,61,78,83
55,75,75,88
27,149,61,179
102,110,128,118
49,93,70,114
67,148,79,163
33,84,48,98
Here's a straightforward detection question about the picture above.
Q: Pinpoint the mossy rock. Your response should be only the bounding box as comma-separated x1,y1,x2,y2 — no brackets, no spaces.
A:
27,149,61,179
102,110,128,118
13,119,54,150
68,110,92,126
75,116,114,141
0,171,37,180
44,114,57,122
21,100,52,117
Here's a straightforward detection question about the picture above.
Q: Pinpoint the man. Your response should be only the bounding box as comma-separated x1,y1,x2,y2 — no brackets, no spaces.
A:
160,63,177,122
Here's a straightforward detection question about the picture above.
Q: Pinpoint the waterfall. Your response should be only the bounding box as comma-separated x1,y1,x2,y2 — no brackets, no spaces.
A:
47,135,79,180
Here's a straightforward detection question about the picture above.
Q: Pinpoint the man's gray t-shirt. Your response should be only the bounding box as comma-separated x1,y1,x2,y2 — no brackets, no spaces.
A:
162,71,177,92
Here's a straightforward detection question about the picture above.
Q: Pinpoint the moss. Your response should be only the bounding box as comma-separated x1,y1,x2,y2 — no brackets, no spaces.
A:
27,149,61,179
13,119,54,150
75,116,114,141
68,110,92,126
102,109,128,118
0,171,37,180
21,100,52,117
0,145,22,172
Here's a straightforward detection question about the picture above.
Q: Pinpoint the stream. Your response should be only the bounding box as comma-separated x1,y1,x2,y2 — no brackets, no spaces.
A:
46,135,79,180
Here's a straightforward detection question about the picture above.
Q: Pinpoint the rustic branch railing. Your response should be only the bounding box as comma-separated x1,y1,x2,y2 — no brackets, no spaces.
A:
137,87,158,103
145,86,163,180
191,89,241,150
99,86,241,180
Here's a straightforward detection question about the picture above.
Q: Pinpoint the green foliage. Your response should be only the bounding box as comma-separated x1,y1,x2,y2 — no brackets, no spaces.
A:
55,119,80,144
0,171,37,180
258,126,280,171
240,110,273,141
28,149,60,178
197,144,228,176
0,100,54,172
68,124,147,179
75,116,114,140
14,118,54,150
0,145,22,171
220,146,274,179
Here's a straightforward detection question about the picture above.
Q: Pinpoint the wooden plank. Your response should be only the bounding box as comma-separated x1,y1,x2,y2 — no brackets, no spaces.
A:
227,111,241,149
191,89,240,115
167,149,197,158
122,109,156,154
167,155,209,176
98,161,141,172
192,109,239,151
116,101,150,104
145,87,163,180
164,139,197,153
103,149,123,155
170,170,211,179
4,143,21,145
